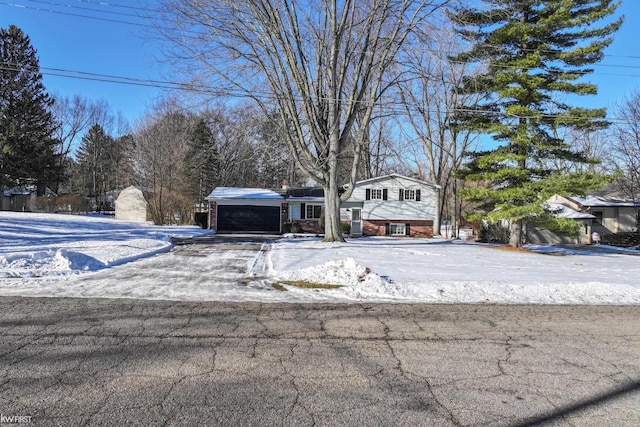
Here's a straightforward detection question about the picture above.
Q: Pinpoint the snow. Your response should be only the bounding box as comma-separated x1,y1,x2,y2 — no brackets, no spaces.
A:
207,187,284,199
1,211,639,304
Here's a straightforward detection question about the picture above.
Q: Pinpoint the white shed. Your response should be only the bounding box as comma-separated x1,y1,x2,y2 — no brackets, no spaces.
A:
115,186,149,222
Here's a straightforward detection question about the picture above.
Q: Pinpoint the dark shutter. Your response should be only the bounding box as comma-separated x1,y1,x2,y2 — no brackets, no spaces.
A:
382,189,388,200
416,189,421,201
405,223,411,236
385,223,390,235
365,189,371,200
399,189,404,201
301,203,306,219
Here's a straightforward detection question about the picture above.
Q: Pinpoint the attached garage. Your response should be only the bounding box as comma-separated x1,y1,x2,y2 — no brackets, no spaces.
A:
206,187,284,233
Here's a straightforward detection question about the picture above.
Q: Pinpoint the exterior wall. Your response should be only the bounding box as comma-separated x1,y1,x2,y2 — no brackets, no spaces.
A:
527,219,592,245
364,220,434,237
348,175,438,222
617,207,638,232
208,201,217,230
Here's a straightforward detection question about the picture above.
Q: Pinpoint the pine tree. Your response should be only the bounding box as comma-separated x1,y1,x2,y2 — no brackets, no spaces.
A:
451,1,622,246
76,124,116,207
0,25,61,195
183,118,219,209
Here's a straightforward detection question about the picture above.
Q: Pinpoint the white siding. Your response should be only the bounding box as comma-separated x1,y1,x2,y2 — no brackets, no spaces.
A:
347,175,438,221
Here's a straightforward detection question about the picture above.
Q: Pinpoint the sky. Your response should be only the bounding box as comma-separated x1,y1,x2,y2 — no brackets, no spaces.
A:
1,211,640,304
1,1,640,130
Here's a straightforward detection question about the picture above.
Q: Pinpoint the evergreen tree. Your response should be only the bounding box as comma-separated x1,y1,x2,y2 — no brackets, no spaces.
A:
0,25,61,195
183,118,219,209
76,124,116,208
451,1,622,246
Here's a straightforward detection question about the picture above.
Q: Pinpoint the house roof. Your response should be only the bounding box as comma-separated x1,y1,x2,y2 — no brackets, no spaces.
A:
570,195,640,207
207,187,284,200
350,173,441,189
545,203,596,219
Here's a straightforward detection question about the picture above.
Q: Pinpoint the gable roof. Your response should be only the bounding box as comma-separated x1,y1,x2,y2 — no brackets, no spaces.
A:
207,187,284,200
544,202,596,219
351,174,441,189
570,195,640,207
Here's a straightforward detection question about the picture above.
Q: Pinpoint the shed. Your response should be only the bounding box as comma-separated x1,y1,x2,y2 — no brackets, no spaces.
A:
115,186,149,222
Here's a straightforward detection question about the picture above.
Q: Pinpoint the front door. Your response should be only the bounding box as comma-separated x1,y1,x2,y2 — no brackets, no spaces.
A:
351,208,362,236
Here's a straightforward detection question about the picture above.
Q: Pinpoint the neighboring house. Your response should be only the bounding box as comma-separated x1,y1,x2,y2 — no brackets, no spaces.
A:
341,174,440,237
549,194,639,234
115,186,150,222
206,187,285,233
1,187,37,212
527,202,596,245
528,194,640,245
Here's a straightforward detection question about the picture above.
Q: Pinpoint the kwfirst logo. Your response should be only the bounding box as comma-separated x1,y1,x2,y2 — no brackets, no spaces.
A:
0,414,32,424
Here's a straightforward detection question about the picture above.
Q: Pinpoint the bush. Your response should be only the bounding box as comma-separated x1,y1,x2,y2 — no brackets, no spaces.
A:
478,222,510,243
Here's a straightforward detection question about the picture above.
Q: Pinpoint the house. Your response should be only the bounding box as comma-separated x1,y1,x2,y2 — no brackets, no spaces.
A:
528,194,640,245
206,174,440,236
284,187,325,234
526,201,596,245
2,187,37,212
206,187,285,233
115,186,150,222
341,174,440,237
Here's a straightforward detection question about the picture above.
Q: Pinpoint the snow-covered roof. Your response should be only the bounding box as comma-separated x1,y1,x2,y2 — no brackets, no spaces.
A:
545,203,596,219
572,195,640,207
207,187,284,200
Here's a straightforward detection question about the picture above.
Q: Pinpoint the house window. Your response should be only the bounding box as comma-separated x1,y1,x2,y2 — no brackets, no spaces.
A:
305,204,322,220
389,223,406,236
366,188,387,200
592,211,603,224
371,189,383,200
399,189,421,201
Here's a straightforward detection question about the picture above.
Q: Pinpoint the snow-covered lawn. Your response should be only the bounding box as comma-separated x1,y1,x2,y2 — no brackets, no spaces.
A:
1,212,639,304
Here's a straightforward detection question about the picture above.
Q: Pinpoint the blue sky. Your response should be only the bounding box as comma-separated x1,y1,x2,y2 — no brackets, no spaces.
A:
1,0,639,126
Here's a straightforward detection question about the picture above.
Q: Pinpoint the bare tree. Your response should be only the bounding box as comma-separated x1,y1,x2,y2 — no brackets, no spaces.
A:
132,102,196,225
157,0,450,241
397,21,481,236
611,91,640,201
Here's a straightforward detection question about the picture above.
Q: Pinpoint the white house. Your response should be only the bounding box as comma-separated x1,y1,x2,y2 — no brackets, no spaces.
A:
341,174,440,237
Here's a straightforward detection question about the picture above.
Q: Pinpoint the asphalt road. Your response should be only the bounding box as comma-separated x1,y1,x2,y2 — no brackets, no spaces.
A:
0,297,638,426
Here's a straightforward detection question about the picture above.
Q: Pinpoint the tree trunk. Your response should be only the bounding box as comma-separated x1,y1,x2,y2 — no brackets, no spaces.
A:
509,220,523,247
323,180,344,242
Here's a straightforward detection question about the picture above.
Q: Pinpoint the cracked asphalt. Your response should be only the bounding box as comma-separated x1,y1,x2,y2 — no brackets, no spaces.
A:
0,297,638,426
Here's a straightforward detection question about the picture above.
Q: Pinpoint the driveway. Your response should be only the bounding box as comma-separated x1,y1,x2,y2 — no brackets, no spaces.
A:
0,297,638,426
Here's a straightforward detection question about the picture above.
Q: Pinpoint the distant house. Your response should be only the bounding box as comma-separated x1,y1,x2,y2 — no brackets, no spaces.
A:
1,187,37,212
527,201,596,245
115,186,150,222
341,174,440,237
527,194,640,245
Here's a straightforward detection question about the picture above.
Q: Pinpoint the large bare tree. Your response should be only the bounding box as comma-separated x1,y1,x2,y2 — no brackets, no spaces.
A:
157,0,450,241
611,91,640,202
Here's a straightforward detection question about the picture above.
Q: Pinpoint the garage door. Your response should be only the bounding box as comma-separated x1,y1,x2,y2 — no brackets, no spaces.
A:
217,205,281,232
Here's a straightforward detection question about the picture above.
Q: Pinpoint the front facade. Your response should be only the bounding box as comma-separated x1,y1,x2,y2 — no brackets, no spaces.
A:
206,187,286,233
207,174,440,237
342,174,440,237
548,195,639,235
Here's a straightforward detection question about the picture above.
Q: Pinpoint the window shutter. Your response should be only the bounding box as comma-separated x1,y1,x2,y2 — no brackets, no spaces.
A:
405,223,411,236
365,189,371,200
301,203,306,219
383,189,388,200
399,189,404,201
416,190,421,201
385,223,390,235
